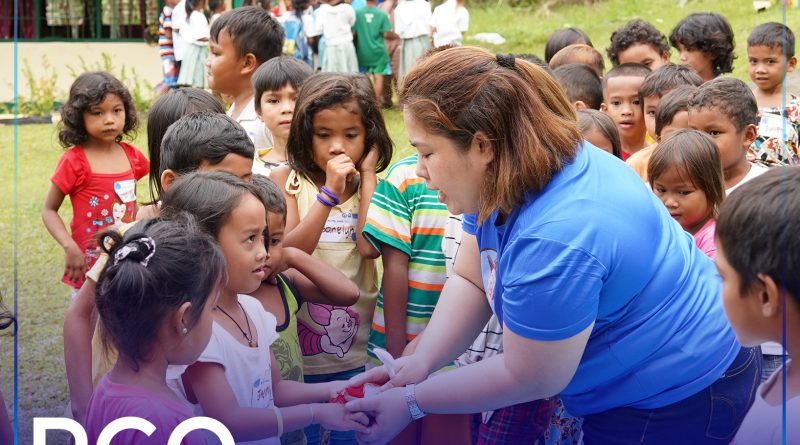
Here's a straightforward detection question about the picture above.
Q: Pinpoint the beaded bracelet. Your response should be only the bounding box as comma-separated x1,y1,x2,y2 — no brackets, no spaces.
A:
316,193,337,207
319,186,341,205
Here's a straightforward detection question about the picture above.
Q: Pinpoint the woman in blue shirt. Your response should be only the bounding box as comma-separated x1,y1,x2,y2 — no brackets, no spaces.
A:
347,46,760,445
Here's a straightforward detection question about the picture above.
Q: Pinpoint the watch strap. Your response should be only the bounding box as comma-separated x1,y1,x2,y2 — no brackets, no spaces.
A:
404,383,427,420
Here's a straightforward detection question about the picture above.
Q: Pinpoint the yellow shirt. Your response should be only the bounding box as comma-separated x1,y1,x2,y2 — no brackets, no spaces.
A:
286,171,379,375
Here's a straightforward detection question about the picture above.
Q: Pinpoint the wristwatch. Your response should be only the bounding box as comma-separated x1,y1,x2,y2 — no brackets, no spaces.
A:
404,384,427,420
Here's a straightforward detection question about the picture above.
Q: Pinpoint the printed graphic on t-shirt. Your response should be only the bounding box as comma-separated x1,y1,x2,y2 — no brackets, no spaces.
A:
251,367,274,408
480,248,499,305
319,211,358,243
758,113,797,140
298,304,359,358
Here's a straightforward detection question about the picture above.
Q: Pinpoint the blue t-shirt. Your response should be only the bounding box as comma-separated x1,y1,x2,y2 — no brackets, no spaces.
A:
463,142,740,416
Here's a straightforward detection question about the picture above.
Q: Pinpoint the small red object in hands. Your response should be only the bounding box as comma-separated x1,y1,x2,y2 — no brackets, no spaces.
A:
330,383,381,404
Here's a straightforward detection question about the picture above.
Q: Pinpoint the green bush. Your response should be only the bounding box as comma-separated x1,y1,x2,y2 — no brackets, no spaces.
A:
66,52,155,113
19,57,59,117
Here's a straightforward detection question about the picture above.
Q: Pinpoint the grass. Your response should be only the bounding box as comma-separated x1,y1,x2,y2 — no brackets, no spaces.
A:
2,0,798,442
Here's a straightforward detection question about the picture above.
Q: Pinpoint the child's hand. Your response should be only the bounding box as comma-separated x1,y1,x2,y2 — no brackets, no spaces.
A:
324,154,357,197
63,242,86,283
357,145,380,175
313,403,370,432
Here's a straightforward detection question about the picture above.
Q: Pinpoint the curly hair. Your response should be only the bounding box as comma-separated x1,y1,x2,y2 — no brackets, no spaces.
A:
669,12,735,76
287,73,393,177
58,71,138,148
607,19,670,67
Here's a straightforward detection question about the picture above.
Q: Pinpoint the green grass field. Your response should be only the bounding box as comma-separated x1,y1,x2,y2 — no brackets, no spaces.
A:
1,0,798,442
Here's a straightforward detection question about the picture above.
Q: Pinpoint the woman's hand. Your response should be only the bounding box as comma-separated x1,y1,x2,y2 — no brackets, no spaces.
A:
348,355,432,392
63,242,86,283
313,403,370,432
357,145,380,175
345,387,411,445
324,154,358,197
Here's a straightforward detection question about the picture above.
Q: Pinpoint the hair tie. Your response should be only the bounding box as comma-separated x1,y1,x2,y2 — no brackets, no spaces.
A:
496,53,516,69
113,237,157,267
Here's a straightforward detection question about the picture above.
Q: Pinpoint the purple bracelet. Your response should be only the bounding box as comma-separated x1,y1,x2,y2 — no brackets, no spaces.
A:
316,193,337,207
319,186,341,205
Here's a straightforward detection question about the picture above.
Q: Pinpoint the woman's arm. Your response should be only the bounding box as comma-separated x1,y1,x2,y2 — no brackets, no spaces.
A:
62,279,98,424
282,247,359,307
42,184,84,283
380,245,409,358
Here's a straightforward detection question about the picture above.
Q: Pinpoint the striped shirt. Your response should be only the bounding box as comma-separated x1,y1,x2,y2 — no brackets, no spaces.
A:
363,154,450,364
159,6,175,59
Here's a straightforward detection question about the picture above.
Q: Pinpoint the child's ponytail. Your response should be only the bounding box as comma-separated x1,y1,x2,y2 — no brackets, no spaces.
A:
96,214,226,370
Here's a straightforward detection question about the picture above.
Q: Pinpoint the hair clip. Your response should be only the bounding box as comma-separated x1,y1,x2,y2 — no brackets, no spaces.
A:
113,237,157,267
496,53,516,69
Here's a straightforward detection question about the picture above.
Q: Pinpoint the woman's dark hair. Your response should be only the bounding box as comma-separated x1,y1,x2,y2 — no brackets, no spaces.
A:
252,56,313,114
544,27,593,63
147,88,225,203
607,19,670,67
577,109,621,158
252,174,287,222
648,128,725,218
717,167,800,299
160,171,266,237
654,85,696,139
58,71,138,148
669,12,735,76
159,111,255,191
401,47,582,222
287,73,393,177
96,215,225,371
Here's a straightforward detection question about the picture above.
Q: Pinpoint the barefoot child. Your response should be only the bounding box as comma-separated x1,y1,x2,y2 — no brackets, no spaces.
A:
42,72,149,295
717,168,800,444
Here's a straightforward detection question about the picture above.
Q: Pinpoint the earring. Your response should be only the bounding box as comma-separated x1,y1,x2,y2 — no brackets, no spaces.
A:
181,326,188,335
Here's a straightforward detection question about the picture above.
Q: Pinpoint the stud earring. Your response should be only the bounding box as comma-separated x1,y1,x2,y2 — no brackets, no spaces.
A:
181,327,188,335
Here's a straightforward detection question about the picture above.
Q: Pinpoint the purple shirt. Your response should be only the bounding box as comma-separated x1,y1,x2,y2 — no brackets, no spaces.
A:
85,376,207,444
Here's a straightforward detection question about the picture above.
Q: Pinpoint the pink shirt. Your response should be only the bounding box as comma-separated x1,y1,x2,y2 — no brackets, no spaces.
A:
85,376,207,445
693,219,717,259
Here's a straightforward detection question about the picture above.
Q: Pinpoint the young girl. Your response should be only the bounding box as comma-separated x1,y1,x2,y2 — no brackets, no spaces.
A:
394,0,431,83
316,0,358,73
669,12,735,82
84,216,226,444
42,71,149,295
176,0,210,88
252,57,313,176
271,72,392,445
577,109,622,158
648,128,725,258
160,171,368,444
251,174,360,445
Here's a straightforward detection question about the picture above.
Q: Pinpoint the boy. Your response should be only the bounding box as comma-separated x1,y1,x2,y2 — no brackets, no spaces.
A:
628,85,697,183
606,18,670,70
639,63,703,141
688,78,767,194
354,0,392,101
716,168,800,444
553,63,603,110
601,63,651,159
747,22,799,166
207,7,284,152
63,113,256,424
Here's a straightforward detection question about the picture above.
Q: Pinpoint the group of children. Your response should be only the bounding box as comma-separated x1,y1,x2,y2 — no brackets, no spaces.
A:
31,5,800,445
